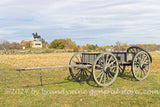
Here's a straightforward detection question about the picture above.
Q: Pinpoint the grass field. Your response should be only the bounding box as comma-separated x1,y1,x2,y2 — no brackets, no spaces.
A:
0,52,160,107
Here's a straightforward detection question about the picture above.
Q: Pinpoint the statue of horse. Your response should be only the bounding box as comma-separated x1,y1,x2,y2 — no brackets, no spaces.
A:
32,32,41,40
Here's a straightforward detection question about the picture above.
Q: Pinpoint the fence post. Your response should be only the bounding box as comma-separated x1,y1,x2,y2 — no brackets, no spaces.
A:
39,69,43,94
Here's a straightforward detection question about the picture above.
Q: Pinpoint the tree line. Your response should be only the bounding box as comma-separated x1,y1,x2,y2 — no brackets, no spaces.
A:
49,39,160,52
0,40,21,50
0,39,160,52
49,38,77,51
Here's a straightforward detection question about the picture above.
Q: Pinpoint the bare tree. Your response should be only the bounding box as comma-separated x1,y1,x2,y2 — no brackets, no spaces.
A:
116,41,121,51
0,40,10,50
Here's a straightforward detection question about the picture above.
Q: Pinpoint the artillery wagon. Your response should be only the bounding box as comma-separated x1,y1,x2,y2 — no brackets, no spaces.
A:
17,46,152,91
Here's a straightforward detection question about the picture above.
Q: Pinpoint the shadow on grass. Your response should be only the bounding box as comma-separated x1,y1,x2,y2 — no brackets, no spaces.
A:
66,75,98,87
86,77,104,88
22,72,136,88
86,71,137,88
118,71,136,81
23,81,71,88
66,75,105,88
65,72,136,88
23,75,85,88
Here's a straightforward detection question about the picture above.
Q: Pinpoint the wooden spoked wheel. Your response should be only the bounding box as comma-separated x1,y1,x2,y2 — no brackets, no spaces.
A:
69,52,92,82
92,52,119,87
127,46,152,62
127,46,145,53
132,51,151,81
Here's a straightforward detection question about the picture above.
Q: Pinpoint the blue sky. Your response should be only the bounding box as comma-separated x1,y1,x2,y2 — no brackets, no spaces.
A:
0,0,160,46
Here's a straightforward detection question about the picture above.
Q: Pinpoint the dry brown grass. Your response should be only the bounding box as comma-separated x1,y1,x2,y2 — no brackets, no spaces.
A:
0,53,74,68
0,52,159,72
150,52,160,72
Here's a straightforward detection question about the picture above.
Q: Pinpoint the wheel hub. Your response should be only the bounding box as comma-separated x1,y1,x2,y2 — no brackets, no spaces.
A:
140,62,146,70
141,64,146,69
104,66,110,73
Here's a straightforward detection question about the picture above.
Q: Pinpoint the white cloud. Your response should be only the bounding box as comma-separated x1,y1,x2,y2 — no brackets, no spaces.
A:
0,29,17,35
0,0,160,45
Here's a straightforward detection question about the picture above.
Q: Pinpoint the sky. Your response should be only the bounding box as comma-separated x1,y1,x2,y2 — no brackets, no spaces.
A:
0,0,160,46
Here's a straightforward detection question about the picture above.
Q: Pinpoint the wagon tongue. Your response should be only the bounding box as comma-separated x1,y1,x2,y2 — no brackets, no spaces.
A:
77,65,88,69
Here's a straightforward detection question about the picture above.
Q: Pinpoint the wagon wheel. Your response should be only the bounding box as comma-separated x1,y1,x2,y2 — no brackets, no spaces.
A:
127,46,144,53
132,51,151,81
118,65,125,76
127,46,152,63
69,52,92,82
93,52,119,87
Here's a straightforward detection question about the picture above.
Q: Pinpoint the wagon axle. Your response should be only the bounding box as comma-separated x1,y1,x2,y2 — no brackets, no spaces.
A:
76,65,90,69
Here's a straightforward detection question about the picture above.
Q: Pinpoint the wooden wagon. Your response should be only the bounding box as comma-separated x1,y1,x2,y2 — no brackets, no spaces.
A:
68,46,152,87
17,46,152,92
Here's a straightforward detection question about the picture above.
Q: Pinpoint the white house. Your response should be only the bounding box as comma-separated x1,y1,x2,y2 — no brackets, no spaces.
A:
105,47,114,52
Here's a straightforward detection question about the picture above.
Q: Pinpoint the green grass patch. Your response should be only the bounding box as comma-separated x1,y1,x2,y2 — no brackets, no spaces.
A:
0,63,160,107
0,52,160,106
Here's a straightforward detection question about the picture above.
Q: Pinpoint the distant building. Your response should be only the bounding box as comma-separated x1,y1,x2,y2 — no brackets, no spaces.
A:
105,47,114,52
32,41,42,48
22,46,25,50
